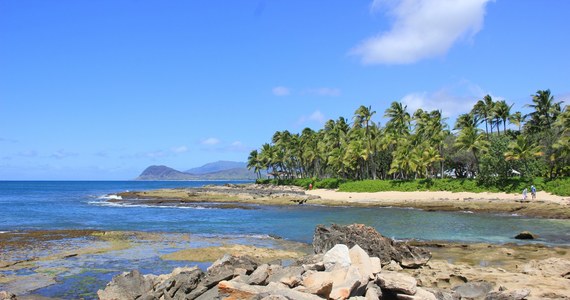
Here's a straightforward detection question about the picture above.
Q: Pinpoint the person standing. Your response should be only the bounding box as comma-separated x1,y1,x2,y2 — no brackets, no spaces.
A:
522,188,528,201
531,185,536,200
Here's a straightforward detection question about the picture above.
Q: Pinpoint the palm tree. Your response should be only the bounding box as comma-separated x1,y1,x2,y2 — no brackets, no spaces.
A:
353,105,377,179
454,126,489,175
454,113,478,131
385,102,410,137
525,89,562,133
505,135,543,177
509,111,525,132
247,150,263,179
472,95,495,137
493,100,512,134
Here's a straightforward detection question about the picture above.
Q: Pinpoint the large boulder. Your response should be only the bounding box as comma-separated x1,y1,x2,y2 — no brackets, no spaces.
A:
201,254,259,288
313,224,431,267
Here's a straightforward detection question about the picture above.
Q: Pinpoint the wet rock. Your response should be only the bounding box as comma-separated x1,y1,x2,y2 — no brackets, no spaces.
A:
313,224,431,267
376,271,417,295
452,281,493,299
514,231,538,240
97,270,154,300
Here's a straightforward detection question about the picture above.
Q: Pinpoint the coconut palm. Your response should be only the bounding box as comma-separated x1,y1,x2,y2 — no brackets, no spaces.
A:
472,95,495,137
385,102,410,137
247,150,263,179
454,126,489,175
509,111,525,132
525,89,562,133
505,135,543,177
493,100,512,134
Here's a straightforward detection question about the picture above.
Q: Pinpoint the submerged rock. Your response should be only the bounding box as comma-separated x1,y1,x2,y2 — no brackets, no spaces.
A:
313,223,431,267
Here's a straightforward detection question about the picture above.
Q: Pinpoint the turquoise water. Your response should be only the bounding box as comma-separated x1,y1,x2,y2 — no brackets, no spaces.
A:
1,181,570,245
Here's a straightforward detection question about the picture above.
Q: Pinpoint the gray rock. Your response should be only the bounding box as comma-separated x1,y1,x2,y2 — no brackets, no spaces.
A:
376,271,417,295
425,288,460,300
202,254,259,288
266,266,304,287
324,244,352,271
194,285,220,300
217,280,322,300
485,289,530,300
395,287,437,300
365,282,382,300
313,224,431,268
452,281,493,299
248,264,271,285
97,270,154,300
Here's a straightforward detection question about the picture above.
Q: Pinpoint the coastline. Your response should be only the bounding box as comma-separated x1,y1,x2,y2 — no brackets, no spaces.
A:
112,184,570,219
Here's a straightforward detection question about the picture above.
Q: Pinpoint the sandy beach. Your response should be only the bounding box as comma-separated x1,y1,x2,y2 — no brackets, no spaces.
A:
306,189,570,205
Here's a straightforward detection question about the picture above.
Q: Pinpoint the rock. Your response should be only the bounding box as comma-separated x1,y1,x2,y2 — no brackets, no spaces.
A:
364,282,382,300
323,244,352,271
395,287,437,300
97,270,154,300
0,291,16,300
194,286,220,300
514,231,538,240
452,281,493,299
313,224,431,267
425,288,460,300
349,245,376,282
248,263,271,285
384,260,404,271
266,266,304,287
329,266,364,300
485,289,530,300
202,254,258,288
155,267,204,299
376,271,417,295
218,280,322,300
300,270,334,297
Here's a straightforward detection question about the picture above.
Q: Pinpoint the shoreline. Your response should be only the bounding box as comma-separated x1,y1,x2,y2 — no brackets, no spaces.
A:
111,184,570,219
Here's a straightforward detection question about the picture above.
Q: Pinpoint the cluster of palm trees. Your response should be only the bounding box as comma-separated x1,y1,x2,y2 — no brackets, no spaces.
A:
248,89,569,182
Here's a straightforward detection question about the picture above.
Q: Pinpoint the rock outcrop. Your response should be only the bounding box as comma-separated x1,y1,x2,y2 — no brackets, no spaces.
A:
313,223,432,268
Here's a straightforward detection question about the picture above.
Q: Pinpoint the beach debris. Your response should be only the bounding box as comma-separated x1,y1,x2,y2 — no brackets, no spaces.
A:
313,223,432,267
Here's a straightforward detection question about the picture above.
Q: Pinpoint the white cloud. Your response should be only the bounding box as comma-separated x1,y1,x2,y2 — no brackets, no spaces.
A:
399,82,494,118
304,88,341,97
272,86,291,96
145,151,167,158
171,145,189,153
352,0,491,64
201,138,221,146
297,110,326,126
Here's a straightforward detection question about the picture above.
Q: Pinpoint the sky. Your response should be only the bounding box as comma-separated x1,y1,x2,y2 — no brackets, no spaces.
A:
1,0,569,180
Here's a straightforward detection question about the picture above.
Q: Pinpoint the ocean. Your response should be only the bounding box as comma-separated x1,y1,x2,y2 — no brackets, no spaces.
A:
2,180,570,245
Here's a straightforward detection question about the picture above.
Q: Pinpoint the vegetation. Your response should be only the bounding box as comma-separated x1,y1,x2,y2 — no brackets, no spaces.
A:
248,89,569,194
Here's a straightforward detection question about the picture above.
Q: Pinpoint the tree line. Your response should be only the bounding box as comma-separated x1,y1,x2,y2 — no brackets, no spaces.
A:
247,89,569,185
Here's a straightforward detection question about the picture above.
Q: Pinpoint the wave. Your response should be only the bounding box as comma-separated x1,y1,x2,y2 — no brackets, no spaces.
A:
87,200,212,210
97,194,123,200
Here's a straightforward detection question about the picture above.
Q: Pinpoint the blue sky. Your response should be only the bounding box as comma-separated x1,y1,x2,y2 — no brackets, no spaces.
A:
1,0,568,180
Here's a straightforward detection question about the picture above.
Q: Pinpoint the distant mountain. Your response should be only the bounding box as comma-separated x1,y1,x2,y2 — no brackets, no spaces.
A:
185,161,247,174
136,161,257,180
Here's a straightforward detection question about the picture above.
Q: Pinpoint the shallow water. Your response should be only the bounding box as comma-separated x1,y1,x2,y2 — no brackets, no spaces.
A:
1,181,570,245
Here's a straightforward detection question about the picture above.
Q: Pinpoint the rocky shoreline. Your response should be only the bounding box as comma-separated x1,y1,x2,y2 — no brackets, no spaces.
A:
93,224,570,299
109,184,570,219
1,226,570,299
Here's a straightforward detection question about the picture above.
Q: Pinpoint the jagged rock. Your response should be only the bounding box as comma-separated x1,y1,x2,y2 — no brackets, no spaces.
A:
201,254,258,288
349,244,378,285
323,244,352,271
376,271,417,295
152,267,204,299
295,254,325,266
514,231,537,240
0,291,16,300
300,270,334,297
329,266,363,300
485,289,530,300
97,270,154,300
248,263,271,285
452,281,493,299
266,266,304,287
194,286,219,300
313,224,431,267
